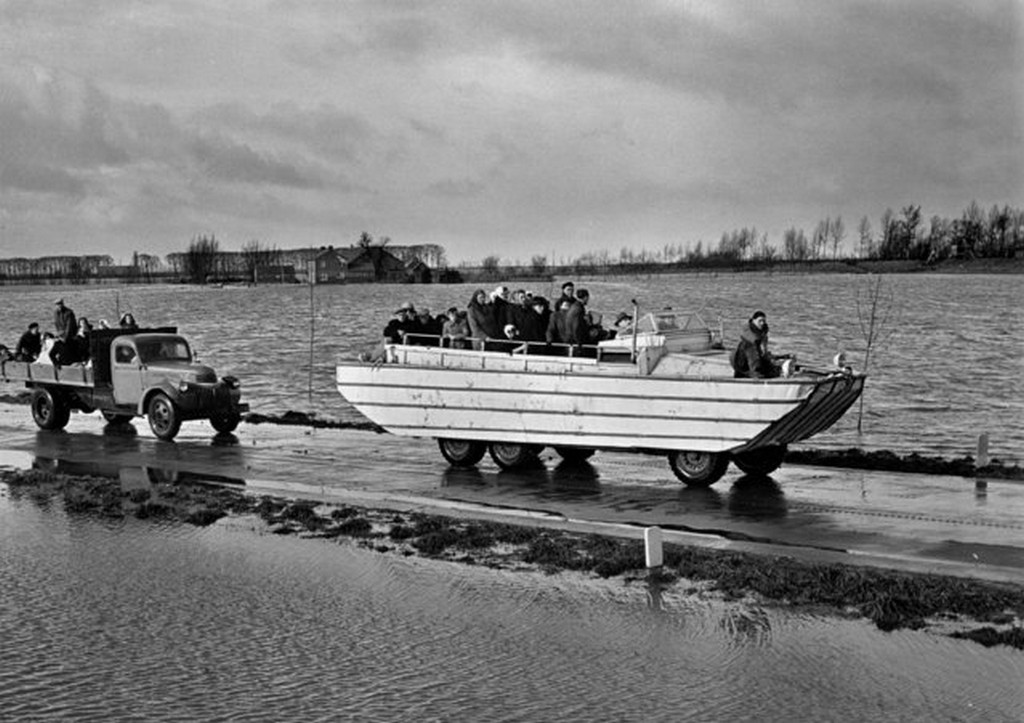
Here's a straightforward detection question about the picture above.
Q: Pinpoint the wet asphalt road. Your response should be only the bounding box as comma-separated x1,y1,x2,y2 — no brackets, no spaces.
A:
1,405,1021,584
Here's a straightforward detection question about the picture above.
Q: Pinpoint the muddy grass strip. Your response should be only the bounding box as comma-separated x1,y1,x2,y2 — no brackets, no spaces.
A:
3,468,1023,651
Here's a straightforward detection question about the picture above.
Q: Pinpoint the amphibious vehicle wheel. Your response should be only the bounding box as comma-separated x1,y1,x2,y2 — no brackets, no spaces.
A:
731,445,788,477
437,438,487,467
554,446,596,463
489,443,540,470
147,392,181,441
210,412,241,434
101,411,133,425
668,450,729,487
31,388,70,431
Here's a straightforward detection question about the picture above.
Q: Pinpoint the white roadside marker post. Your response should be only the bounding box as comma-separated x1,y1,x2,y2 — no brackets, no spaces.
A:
645,526,663,573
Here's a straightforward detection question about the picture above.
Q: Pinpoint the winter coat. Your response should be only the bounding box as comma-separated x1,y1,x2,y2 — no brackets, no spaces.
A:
467,291,500,342
54,306,77,342
442,314,471,348
564,300,590,346
731,320,776,378
15,330,41,361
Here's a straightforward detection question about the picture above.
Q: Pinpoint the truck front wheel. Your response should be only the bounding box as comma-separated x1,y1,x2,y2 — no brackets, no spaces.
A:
32,388,70,431
147,393,181,441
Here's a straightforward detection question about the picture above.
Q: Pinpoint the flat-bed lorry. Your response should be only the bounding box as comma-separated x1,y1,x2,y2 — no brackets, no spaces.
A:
0,327,249,441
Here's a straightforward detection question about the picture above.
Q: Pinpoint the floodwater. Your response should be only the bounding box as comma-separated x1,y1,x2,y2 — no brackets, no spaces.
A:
2,487,1022,722
1,273,1021,462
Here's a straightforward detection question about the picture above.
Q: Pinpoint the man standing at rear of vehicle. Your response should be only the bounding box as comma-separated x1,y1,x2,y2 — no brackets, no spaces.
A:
51,298,77,365
53,299,76,343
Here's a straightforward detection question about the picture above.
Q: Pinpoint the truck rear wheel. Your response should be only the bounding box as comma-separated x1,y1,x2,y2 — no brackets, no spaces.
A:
31,388,70,431
147,392,181,441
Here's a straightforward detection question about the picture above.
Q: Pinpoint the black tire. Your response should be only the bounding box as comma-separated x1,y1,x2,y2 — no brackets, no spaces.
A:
210,413,241,434
101,410,133,425
147,392,181,441
668,450,730,487
437,438,487,467
731,445,788,477
31,388,70,431
554,446,596,463
489,442,539,470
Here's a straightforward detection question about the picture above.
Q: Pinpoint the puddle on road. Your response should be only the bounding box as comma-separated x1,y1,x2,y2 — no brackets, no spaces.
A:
0,447,246,487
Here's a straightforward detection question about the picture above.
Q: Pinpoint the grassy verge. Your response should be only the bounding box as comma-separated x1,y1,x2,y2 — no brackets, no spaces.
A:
3,468,1022,651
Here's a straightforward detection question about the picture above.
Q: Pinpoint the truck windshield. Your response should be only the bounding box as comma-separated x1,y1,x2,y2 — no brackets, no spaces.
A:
137,339,192,363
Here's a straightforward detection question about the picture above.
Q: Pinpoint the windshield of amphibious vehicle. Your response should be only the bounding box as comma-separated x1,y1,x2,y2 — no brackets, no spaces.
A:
136,338,192,363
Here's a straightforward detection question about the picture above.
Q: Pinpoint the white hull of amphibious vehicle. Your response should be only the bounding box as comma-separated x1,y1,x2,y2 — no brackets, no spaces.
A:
335,311,865,486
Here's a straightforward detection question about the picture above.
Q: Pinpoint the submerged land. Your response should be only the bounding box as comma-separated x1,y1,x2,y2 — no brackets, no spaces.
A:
4,464,1023,652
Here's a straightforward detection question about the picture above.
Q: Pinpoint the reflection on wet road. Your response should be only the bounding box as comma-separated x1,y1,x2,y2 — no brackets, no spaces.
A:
1,406,1022,582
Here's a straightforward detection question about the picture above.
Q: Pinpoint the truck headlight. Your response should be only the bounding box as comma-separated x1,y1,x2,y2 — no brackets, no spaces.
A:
178,381,191,393
222,375,240,389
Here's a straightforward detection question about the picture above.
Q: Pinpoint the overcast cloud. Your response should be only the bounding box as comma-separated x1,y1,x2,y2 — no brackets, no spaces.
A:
0,0,1020,263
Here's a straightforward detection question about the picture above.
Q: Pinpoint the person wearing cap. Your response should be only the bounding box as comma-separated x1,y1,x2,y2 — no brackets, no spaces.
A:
442,306,471,349
53,298,77,344
731,310,780,378
50,298,77,366
383,302,417,344
15,322,42,362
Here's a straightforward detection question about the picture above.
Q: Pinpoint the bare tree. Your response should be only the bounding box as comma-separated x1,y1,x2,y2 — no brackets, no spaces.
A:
530,254,547,274
185,234,220,284
854,274,899,432
481,255,501,278
857,216,873,259
783,227,810,261
241,240,282,284
828,216,845,259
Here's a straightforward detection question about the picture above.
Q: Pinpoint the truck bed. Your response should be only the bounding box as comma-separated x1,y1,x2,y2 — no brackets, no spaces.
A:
0,360,95,387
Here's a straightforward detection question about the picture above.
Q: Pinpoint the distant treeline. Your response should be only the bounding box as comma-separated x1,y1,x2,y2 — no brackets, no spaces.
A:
472,201,1022,274
1,201,1019,284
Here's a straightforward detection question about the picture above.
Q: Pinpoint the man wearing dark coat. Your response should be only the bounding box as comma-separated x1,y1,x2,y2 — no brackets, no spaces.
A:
51,298,77,366
53,299,76,343
564,289,592,347
554,281,576,317
731,310,779,378
15,322,42,361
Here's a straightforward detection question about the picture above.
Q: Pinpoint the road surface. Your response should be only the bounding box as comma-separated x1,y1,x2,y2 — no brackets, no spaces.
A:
1,405,1021,583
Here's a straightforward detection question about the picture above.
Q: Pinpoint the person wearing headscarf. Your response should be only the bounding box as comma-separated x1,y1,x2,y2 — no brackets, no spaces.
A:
467,288,500,349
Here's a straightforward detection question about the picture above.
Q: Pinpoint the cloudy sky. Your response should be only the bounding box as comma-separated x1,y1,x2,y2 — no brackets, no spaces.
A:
1,0,1021,264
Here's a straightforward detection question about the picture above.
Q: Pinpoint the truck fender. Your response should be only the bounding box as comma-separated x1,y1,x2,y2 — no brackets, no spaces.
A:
138,383,181,415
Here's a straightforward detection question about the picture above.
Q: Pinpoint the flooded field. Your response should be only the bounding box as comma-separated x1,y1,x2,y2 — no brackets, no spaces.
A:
1,273,1020,464
2,485,1022,722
